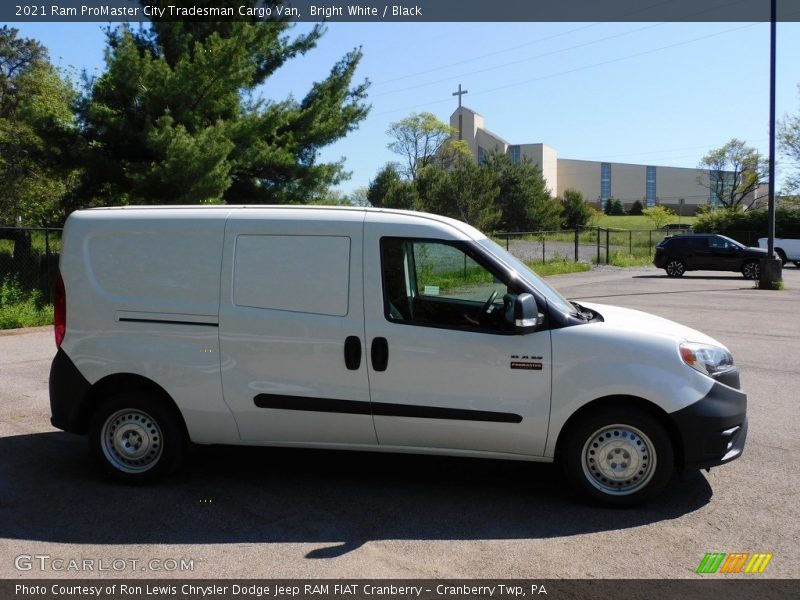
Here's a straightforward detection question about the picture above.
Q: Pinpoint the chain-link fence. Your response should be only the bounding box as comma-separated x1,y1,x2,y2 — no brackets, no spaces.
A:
493,227,692,265
0,227,62,302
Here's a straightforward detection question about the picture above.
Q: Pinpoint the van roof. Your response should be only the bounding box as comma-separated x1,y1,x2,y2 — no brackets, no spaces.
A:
78,205,487,241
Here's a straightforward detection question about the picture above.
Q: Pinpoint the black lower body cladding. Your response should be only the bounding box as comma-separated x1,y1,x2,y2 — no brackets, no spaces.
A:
670,380,747,470
49,348,91,433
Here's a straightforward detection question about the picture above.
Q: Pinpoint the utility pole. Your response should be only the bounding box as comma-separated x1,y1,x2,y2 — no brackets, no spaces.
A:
760,0,783,288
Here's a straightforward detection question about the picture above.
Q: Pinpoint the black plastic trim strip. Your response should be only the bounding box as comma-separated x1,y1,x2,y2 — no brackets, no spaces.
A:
253,394,522,423
255,395,370,415
119,317,219,327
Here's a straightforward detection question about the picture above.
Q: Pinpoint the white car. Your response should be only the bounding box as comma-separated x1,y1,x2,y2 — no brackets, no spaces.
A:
50,206,747,506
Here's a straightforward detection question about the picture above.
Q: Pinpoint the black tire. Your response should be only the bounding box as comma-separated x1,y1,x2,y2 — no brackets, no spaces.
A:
775,248,787,266
664,258,686,277
741,260,760,280
89,392,187,483
559,406,674,507
794,261,800,268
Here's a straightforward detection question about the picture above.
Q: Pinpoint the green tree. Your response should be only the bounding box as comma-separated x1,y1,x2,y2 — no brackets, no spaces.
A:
79,5,370,206
386,112,454,181
779,84,800,194
348,186,370,207
642,205,674,229
560,188,596,229
0,26,80,225
698,139,766,210
419,161,500,231
603,198,624,216
367,163,417,209
485,152,561,232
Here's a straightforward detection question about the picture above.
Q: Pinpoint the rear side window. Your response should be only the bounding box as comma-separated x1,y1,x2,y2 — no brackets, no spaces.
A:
709,237,736,249
233,235,350,316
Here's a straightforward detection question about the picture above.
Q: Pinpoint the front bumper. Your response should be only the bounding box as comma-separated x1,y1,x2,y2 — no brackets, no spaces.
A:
670,380,747,470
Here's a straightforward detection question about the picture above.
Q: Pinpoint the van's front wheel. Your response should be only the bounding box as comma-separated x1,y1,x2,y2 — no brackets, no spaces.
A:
560,407,674,506
89,393,186,483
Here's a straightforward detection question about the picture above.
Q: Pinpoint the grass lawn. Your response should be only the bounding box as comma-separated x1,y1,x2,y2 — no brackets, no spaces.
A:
527,259,592,277
596,214,696,230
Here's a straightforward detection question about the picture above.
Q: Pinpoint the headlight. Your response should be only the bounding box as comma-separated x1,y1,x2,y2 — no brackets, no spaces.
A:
679,342,734,377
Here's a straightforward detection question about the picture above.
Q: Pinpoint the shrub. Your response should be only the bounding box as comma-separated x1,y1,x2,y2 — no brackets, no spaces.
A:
628,200,644,216
0,276,53,329
604,198,625,215
693,206,800,238
560,189,595,229
642,205,675,229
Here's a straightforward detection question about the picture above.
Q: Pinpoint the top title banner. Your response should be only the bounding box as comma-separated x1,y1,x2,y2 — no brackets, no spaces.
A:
4,0,800,23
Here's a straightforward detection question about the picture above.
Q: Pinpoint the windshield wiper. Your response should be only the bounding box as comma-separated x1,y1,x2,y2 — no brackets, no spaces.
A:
571,302,593,320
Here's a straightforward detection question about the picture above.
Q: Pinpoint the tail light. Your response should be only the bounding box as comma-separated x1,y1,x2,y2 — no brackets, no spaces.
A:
54,273,66,348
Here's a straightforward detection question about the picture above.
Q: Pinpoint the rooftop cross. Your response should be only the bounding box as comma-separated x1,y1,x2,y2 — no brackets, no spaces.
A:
452,84,468,108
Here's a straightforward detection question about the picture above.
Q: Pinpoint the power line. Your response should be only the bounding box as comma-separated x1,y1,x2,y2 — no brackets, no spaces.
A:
371,22,668,99
373,22,761,118
369,23,602,88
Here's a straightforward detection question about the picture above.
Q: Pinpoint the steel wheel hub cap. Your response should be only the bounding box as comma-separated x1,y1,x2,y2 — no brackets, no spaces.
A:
101,409,163,473
582,424,657,496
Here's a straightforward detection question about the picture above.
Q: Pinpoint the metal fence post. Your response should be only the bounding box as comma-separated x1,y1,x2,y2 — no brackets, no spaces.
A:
606,229,610,265
574,229,579,262
596,227,600,264
45,228,51,301
505,234,509,251
629,230,632,255
542,235,546,263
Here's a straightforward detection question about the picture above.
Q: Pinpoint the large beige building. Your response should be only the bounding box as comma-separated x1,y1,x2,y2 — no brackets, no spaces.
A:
450,106,716,215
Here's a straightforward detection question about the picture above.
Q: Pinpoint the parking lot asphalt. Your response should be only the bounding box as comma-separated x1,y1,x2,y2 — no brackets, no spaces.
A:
0,266,798,579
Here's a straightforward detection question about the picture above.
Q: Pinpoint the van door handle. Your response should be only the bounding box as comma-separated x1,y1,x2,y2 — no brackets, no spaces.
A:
344,336,361,370
371,337,389,372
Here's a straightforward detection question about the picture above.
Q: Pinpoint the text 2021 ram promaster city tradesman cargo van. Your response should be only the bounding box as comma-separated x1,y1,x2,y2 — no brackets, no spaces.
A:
49,206,747,506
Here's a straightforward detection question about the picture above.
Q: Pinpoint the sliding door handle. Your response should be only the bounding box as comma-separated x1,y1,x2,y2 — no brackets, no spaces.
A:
344,336,361,370
371,337,389,372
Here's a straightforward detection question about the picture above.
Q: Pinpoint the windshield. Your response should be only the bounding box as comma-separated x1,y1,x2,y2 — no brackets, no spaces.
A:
478,238,578,316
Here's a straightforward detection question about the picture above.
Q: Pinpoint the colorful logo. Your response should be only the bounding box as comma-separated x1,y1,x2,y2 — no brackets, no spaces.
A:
696,552,773,574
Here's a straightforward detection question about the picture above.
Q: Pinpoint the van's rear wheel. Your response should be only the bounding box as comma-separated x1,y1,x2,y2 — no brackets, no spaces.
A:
89,393,186,483
560,407,674,506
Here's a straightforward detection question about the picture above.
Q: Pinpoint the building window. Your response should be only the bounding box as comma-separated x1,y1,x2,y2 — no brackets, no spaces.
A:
509,145,521,164
708,170,733,207
709,171,718,206
478,146,487,164
646,166,656,208
600,163,611,208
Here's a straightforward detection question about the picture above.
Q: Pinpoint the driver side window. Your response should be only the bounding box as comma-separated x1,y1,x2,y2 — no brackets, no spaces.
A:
381,238,519,333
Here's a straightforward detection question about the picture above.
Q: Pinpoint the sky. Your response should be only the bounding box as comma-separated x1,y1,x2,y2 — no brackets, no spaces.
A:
11,19,800,196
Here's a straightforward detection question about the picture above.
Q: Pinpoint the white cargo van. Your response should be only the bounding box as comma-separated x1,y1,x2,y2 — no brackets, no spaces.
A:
50,206,747,505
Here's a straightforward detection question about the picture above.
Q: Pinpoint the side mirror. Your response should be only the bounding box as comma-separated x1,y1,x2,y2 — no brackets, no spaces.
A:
512,293,543,333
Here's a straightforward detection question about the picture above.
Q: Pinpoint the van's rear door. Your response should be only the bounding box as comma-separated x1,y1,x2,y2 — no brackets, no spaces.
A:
218,209,376,444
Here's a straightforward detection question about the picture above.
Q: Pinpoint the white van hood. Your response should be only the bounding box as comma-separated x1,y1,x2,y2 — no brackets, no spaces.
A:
579,302,727,350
